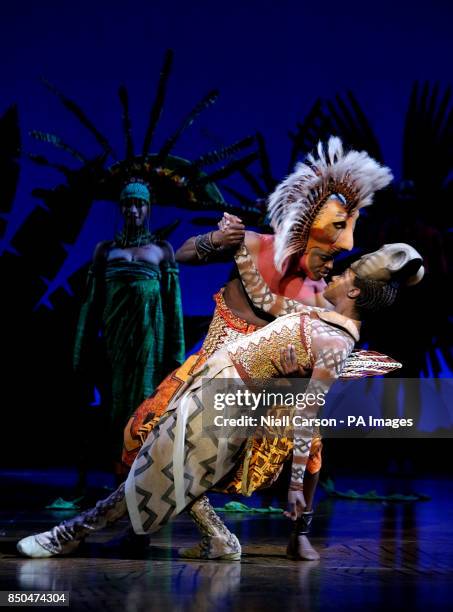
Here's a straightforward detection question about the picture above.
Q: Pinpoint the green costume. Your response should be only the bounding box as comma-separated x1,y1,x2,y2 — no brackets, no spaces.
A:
30,51,258,467
74,254,185,453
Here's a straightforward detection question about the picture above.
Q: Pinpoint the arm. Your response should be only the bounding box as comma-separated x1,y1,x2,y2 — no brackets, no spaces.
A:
73,241,110,374
288,330,354,516
92,240,111,269
271,293,333,316
265,294,324,318
235,235,332,316
159,240,186,372
175,212,245,265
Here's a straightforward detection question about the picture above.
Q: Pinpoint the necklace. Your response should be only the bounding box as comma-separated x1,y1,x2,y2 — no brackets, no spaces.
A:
114,230,155,248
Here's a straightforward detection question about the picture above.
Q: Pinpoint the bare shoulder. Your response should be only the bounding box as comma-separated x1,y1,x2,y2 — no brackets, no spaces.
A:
93,240,113,264
244,230,262,255
156,239,176,263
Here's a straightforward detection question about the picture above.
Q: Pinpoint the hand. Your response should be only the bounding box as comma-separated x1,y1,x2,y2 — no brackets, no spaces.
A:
284,488,306,521
274,344,312,377
212,212,245,248
217,211,242,231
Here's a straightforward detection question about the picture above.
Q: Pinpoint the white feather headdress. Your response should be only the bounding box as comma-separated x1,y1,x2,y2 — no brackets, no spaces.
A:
267,136,393,271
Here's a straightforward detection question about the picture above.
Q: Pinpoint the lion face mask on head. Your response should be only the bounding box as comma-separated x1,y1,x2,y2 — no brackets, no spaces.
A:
266,137,393,279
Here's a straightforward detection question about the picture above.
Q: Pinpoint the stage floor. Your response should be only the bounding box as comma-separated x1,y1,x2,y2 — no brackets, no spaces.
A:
1,471,452,611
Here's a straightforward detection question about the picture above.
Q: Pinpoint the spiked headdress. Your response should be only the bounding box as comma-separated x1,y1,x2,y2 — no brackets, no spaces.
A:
267,136,393,271
29,50,260,222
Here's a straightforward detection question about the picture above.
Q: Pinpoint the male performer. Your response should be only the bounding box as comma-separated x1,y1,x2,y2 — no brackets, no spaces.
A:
17,243,423,560
122,137,393,559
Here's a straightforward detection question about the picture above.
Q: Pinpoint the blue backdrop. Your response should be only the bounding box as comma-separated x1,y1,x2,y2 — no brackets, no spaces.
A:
2,0,453,314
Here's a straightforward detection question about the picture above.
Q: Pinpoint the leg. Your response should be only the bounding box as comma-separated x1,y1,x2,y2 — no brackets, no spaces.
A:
179,495,241,561
286,437,322,561
302,469,319,512
286,507,320,561
17,484,128,558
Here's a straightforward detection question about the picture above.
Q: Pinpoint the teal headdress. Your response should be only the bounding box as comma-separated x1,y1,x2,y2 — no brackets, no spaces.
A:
119,180,151,204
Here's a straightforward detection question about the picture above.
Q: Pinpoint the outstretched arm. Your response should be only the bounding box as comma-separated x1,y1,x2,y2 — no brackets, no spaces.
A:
176,212,245,264
287,329,354,519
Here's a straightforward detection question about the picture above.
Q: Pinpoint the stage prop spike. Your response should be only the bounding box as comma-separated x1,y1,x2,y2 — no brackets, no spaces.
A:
153,219,181,240
118,85,134,159
403,81,453,193
198,152,258,185
156,89,219,163
41,78,116,159
222,184,258,208
256,132,275,191
193,135,255,167
27,152,71,176
345,91,383,159
238,166,267,198
30,131,87,163
288,98,329,170
142,49,174,154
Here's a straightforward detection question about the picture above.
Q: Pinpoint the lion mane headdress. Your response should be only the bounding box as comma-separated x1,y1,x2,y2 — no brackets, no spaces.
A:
267,136,393,271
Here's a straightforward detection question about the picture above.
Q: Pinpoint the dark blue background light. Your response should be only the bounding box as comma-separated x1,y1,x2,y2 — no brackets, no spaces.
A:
2,0,453,314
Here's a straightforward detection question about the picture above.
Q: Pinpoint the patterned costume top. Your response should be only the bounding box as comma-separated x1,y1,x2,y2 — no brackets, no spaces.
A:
200,290,260,355
220,308,358,489
226,312,313,380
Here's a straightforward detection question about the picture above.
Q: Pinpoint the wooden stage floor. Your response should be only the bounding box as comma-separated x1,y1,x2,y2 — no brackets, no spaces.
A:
0,471,452,611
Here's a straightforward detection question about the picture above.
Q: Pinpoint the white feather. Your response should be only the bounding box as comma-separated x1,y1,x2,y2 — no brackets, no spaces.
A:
267,136,393,271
